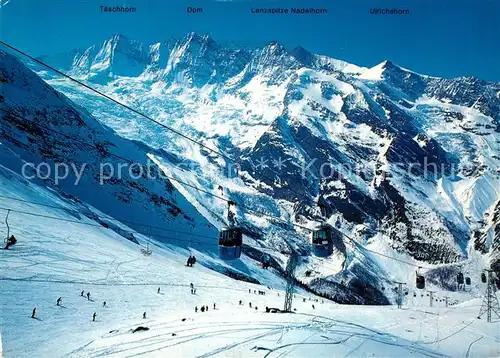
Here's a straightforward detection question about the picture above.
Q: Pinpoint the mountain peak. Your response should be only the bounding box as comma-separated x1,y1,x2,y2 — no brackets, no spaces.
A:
291,46,314,64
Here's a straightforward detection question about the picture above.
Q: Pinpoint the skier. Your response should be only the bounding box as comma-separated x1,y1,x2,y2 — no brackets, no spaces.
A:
143,312,147,319
81,290,84,297
31,307,36,319
312,304,315,309
255,307,258,311
192,256,196,265
249,302,252,308
4,235,17,250
201,306,205,313
195,306,198,313
87,292,91,301
92,312,96,322
239,300,242,305
56,297,62,306
103,301,107,307
157,287,161,294
249,289,251,294
191,288,193,294
190,283,194,289
187,256,192,267
193,288,197,295
213,303,216,310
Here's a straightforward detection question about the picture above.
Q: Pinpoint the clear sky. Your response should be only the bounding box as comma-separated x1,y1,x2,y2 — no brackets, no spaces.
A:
0,0,498,81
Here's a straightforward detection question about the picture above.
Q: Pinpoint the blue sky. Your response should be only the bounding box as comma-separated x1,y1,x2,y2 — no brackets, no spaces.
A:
0,0,498,81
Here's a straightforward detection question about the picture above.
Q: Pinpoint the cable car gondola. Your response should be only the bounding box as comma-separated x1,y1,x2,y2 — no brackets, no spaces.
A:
481,272,487,283
310,201,345,258
218,201,243,261
311,224,336,258
416,267,425,289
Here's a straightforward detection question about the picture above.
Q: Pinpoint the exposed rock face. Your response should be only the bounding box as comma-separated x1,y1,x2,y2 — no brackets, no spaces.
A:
7,32,498,303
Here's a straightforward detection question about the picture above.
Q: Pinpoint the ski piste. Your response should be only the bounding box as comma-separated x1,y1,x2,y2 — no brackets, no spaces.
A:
0,0,499,357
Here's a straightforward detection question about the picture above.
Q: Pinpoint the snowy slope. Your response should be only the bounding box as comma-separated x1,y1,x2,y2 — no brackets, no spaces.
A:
0,49,292,289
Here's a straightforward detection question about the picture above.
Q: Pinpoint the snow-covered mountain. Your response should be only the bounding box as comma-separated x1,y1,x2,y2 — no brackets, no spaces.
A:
3,32,499,305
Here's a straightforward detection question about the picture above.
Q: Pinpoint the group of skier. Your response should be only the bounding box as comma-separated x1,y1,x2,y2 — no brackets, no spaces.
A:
186,255,197,267
80,290,92,300
195,304,215,313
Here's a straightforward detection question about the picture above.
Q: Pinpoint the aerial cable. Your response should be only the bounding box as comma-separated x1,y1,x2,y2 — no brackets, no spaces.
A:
0,194,215,240
0,204,473,272
0,41,231,161
0,206,217,247
0,49,467,270
0,108,229,204
0,43,380,235
0,109,307,232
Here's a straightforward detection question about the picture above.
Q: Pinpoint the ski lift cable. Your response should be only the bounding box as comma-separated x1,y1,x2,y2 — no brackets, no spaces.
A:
0,41,232,162
0,108,229,203
0,52,481,271
0,45,380,236
0,108,301,231
0,204,439,271
0,194,216,240
0,206,216,247
0,108,308,233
